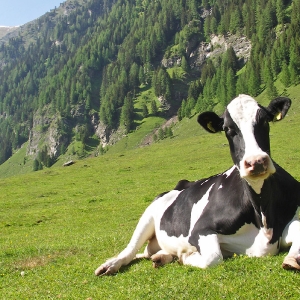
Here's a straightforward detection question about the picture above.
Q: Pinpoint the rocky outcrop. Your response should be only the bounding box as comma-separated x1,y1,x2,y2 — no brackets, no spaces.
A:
27,109,69,159
94,121,110,147
161,56,182,68
189,33,251,70
162,33,251,71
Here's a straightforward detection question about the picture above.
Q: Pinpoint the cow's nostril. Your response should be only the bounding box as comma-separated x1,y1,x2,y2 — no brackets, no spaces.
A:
245,161,252,168
257,157,267,165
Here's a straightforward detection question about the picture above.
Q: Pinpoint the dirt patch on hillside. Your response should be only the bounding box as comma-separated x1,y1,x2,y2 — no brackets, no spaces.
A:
140,116,178,147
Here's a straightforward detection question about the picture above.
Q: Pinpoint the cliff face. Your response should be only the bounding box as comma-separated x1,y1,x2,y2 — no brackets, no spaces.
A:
27,110,69,159
162,33,252,70
27,104,114,160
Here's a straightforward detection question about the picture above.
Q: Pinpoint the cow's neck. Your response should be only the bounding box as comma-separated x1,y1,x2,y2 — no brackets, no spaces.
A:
244,177,265,194
244,177,277,230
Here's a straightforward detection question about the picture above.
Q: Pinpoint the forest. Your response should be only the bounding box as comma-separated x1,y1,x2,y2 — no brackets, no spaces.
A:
0,0,299,167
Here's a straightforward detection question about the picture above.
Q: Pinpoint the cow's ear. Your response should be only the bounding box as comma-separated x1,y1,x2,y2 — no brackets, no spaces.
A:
197,112,224,133
267,97,291,122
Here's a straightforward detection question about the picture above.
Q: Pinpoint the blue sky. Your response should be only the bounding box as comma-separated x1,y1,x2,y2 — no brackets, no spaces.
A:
0,0,64,26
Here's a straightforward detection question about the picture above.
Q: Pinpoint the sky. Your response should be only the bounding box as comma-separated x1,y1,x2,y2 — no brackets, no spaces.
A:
0,0,65,27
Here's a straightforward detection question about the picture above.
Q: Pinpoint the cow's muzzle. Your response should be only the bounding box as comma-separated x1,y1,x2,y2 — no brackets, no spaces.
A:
241,154,275,179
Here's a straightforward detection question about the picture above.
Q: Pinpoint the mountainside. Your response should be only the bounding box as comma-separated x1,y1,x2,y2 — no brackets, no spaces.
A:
0,26,19,41
0,0,300,177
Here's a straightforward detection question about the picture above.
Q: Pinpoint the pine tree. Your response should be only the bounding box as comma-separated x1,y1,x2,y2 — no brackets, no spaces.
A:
248,63,261,97
181,55,189,72
138,65,145,85
289,38,300,84
280,62,290,87
180,100,187,118
227,47,239,73
236,73,248,95
266,79,278,99
33,159,39,171
142,102,148,118
229,8,242,34
120,96,134,133
158,128,164,140
166,127,173,138
276,0,284,24
226,68,236,103
129,62,140,88
177,107,183,121
151,100,158,115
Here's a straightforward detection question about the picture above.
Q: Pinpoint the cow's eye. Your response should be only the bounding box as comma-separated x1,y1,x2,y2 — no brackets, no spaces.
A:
224,127,236,137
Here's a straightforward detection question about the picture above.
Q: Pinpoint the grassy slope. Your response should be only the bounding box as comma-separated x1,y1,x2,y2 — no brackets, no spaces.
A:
1,84,300,298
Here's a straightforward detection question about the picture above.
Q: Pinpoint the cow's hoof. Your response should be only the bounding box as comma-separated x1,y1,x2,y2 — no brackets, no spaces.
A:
282,257,300,271
95,258,120,276
151,253,174,268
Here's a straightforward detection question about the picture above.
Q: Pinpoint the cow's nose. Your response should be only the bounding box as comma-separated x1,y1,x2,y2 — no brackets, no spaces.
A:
244,156,268,175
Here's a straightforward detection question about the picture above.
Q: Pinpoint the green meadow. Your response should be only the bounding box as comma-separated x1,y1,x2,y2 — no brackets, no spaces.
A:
2,88,300,299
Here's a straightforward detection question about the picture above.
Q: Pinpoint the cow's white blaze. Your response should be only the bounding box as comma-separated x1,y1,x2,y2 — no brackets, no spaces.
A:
189,184,214,236
227,95,276,193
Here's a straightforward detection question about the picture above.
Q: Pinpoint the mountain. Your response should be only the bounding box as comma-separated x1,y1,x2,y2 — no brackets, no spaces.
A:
0,0,299,177
0,26,19,41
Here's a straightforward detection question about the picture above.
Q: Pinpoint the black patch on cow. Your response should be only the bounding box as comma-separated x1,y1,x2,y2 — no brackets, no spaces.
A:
174,179,197,191
223,110,245,166
160,168,255,240
254,107,271,155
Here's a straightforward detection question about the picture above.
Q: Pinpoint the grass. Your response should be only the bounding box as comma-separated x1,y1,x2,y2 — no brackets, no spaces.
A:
1,84,300,298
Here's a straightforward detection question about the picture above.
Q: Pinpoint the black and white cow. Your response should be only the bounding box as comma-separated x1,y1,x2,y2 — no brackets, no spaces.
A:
95,94,300,276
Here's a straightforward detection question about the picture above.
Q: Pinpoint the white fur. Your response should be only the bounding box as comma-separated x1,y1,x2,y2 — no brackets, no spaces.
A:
188,184,214,236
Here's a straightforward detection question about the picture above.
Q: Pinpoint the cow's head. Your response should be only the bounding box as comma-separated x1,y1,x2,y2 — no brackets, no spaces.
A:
198,94,291,192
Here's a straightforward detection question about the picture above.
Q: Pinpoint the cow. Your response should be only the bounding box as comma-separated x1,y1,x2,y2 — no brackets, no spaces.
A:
95,94,300,276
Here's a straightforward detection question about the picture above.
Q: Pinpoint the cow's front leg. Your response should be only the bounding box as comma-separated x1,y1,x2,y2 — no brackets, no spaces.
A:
281,212,300,270
95,205,155,276
180,234,223,268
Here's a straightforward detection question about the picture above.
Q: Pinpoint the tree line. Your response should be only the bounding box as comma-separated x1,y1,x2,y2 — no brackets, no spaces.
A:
0,0,299,166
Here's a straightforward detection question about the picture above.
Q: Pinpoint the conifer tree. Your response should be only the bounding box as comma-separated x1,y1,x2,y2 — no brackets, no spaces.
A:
158,127,164,140
226,68,236,102
266,79,278,99
120,96,134,133
181,55,189,72
280,62,290,87
151,100,158,116
142,102,148,118
180,99,187,118
276,0,284,24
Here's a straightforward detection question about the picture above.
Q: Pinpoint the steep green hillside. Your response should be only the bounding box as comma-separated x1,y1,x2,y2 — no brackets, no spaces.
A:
0,80,299,178
0,0,300,176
